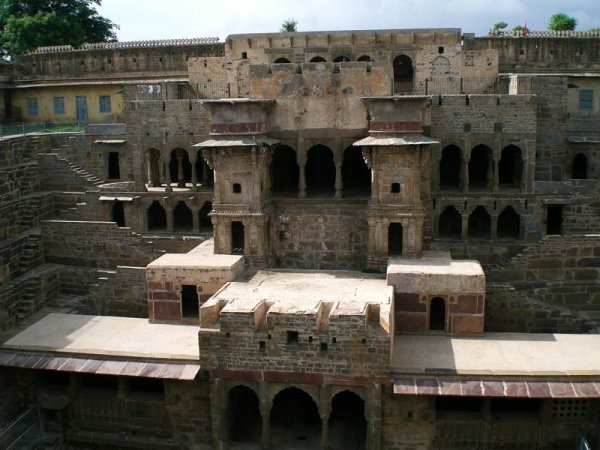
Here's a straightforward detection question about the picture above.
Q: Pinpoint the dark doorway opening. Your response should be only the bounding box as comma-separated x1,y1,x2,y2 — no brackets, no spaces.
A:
232,221,245,254
329,391,366,450
107,152,120,179
393,54,414,93
199,201,213,230
169,148,192,187
306,145,335,196
439,206,461,238
429,297,446,331
227,386,262,444
333,55,350,62
388,223,403,256
342,146,371,197
469,145,492,189
111,201,125,227
173,201,193,232
271,145,299,196
572,153,588,179
147,201,167,231
546,206,563,235
310,56,326,63
357,55,372,62
195,153,214,188
497,206,520,239
439,145,461,190
468,206,491,239
498,145,523,188
271,387,320,448
181,285,199,318
274,57,291,63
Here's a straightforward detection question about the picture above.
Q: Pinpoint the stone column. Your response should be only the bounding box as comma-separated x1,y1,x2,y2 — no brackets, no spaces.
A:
319,385,331,450
191,154,198,191
366,384,382,450
145,152,153,187
164,157,172,192
491,213,498,239
492,156,499,192
402,220,409,256
335,162,343,199
176,150,186,188
259,382,271,450
297,150,307,199
192,207,200,233
461,213,469,240
202,159,209,186
166,207,174,232
461,157,469,193
487,154,494,191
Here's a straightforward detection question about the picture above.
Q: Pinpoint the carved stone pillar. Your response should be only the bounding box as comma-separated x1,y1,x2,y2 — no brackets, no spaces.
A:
491,213,498,240
492,156,499,192
335,162,343,199
176,149,186,188
297,152,307,199
259,382,270,450
462,213,469,240
462,157,469,193
191,154,198,191
166,207,174,232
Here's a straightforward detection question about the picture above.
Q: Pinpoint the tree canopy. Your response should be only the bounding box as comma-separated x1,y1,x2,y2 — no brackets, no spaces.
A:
548,13,577,31
0,0,117,57
280,18,298,33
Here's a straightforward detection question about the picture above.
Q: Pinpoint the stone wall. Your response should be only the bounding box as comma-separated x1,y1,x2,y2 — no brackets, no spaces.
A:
271,199,369,270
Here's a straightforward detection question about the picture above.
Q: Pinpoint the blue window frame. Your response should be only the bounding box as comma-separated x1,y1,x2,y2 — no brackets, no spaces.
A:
99,95,112,113
53,96,65,114
26,98,39,116
579,89,593,111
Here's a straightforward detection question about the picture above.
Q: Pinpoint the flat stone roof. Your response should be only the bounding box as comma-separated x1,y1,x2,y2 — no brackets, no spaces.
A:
2,313,199,361
392,333,600,376
211,270,390,308
147,252,242,269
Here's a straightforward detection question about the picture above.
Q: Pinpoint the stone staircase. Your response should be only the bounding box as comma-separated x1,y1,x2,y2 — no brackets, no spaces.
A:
66,161,104,187
17,229,43,274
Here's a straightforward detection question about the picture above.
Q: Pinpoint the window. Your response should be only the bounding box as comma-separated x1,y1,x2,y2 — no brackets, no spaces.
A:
99,95,112,113
286,331,299,344
26,98,39,116
233,183,242,193
391,183,401,193
53,96,65,114
579,89,593,111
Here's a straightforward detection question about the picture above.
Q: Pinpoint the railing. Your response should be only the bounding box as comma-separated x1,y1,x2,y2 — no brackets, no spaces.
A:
425,76,502,94
0,406,43,450
131,82,231,100
30,37,220,54
0,122,84,138
489,29,600,38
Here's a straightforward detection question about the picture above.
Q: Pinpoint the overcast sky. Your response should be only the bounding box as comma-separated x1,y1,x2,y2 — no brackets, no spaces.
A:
97,0,600,42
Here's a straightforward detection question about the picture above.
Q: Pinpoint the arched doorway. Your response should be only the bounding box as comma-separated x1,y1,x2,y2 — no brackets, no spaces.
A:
306,145,335,197
310,56,326,63
226,385,262,446
357,55,373,62
169,148,192,188
429,297,446,331
329,391,366,450
333,55,350,63
173,201,193,232
497,206,521,239
469,145,493,190
498,145,523,188
271,145,299,196
147,201,167,231
572,153,588,179
270,387,320,448
274,57,291,64
393,54,413,93
342,146,371,197
199,201,213,231
111,201,125,227
468,206,491,239
438,206,461,238
388,223,403,256
439,145,462,189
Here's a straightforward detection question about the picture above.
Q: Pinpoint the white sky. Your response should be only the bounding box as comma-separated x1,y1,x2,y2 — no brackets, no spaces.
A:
97,0,600,42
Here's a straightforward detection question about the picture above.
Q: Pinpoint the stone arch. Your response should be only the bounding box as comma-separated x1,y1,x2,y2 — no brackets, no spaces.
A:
469,144,493,189
468,205,491,239
310,56,326,63
199,201,213,230
270,145,299,196
439,205,461,238
572,153,588,179
342,146,371,197
270,387,321,448
111,201,125,227
169,148,192,188
357,55,373,62
439,145,462,189
173,201,193,232
498,145,523,188
329,390,367,450
429,297,446,331
497,205,521,239
431,56,451,76
147,201,167,231
393,54,414,93
306,144,335,196
274,57,291,63
226,385,262,445
145,148,161,187
195,150,214,188
333,55,350,63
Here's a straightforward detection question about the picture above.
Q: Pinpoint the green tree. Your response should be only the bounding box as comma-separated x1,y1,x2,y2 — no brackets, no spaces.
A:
490,21,507,35
0,0,117,57
280,18,298,33
548,13,577,31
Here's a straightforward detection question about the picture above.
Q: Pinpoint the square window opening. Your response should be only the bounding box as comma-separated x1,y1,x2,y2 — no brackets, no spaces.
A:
287,331,299,344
